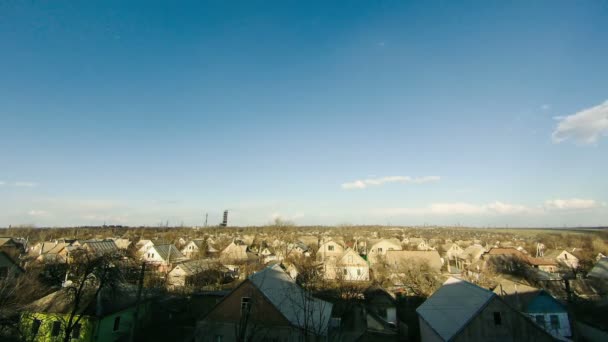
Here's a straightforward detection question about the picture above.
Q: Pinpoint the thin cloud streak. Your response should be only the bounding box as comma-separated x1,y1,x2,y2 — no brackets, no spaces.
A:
375,198,602,216
14,182,38,187
342,175,440,190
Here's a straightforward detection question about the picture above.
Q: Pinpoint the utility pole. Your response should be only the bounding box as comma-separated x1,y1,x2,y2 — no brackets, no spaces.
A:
204,213,208,227
130,262,146,342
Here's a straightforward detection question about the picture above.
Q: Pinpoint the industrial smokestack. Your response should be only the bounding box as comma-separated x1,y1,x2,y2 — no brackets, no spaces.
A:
220,210,228,227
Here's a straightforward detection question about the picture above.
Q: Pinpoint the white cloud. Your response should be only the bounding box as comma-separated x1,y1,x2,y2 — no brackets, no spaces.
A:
544,198,599,210
541,104,551,110
552,100,608,144
342,175,440,190
28,210,48,216
14,182,37,187
374,201,534,216
0,181,5,186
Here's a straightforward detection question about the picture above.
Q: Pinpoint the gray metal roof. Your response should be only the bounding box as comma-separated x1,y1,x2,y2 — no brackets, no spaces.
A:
588,258,608,280
83,240,118,254
416,277,495,341
152,244,185,262
249,264,333,336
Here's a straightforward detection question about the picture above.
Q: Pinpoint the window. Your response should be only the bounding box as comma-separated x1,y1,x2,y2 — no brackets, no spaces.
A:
31,319,41,335
377,247,383,253
113,316,121,331
343,269,348,275
72,323,81,339
493,312,502,325
328,245,334,251
357,269,361,276
550,315,560,329
377,308,387,319
535,315,546,327
0,267,8,279
52,321,62,336
241,297,251,315
564,254,568,260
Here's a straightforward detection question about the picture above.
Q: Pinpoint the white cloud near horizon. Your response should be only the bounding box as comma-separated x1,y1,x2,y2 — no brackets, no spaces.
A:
28,210,49,216
14,182,38,187
375,198,603,216
0,181,5,186
552,100,608,144
342,175,440,189
374,201,534,216
544,198,601,210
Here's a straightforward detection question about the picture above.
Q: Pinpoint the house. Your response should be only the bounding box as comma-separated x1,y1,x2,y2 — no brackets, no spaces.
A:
141,244,185,272
21,285,152,342
29,241,70,263
442,243,463,261
322,248,370,281
167,259,233,289
454,244,485,271
385,250,442,272
486,247,559,273
316,240,345,262
494,278,571,339
219,241,255,263
541,250,579,270
181,239,206,259
80,240,119,256
196,264,334,341
136,239,164,254
588,257,608,280
0,251,24,280
0,237,26,257
367,239,403,265
110,238,132,250
364,286,398,326
416,277,556,342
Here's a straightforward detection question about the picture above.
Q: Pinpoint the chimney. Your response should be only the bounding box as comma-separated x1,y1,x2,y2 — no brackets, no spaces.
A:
220,210,228,227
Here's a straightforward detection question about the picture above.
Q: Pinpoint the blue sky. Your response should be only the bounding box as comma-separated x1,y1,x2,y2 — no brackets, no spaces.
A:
1,1,607,227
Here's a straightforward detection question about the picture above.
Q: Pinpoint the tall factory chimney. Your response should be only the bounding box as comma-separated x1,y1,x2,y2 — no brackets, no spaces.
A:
220,210,228,227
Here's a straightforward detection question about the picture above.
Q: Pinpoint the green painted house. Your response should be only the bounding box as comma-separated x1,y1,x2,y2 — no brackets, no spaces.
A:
21,285,152,342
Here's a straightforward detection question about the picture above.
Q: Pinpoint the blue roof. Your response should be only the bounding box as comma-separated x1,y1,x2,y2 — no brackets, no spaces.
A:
526,291,567,313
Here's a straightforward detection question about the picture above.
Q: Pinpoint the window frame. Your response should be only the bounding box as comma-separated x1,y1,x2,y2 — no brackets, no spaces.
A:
51,321,62,337
113,316,121,332
31,319,42,335
493,312,502,326
72,322,81,339
241,297,251,316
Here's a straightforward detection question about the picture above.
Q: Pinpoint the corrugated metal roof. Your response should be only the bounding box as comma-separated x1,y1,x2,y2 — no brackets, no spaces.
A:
588,258,608,280
152,244,185,262
416,277,494,341
83,240,118,254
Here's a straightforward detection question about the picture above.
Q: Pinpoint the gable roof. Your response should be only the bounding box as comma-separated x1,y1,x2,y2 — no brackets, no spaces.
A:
0,237,17,247
249,264,333,335
82,240,118,254
151,244,185,262
493,278,544,312
588,257,608,279
385,250,442,270
0,251,24,274
25,284,148,317
416,277,495,341
39,242,69,255
338,248,368,266
171,259,227,276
